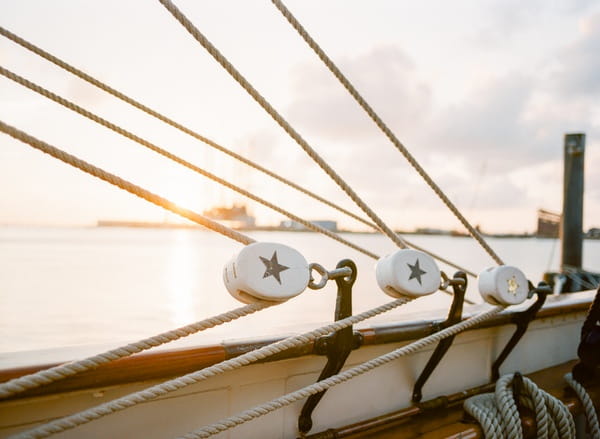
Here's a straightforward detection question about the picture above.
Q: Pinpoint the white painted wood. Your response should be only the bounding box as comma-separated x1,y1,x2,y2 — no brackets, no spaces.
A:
0,307,587,439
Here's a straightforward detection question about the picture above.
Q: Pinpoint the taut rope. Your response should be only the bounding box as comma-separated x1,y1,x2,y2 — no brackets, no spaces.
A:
0,27,477,278
0,121,254,245
0,301,272,399
0,66,378,260
182,306,504,438
13,297,412,439
270,0,504,266
158,0,411,253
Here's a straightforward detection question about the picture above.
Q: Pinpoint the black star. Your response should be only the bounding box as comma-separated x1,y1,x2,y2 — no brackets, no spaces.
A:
407,259,427,285
260,251,289,285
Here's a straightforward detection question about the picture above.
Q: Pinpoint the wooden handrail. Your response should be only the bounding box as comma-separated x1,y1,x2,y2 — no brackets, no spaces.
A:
0,293,593,400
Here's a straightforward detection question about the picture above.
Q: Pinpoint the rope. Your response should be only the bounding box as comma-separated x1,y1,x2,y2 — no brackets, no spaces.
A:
14,297,412,438
0,26,374,232
271,0,504,266
565,373,600,439
0,301,272,399
158,0,410,253
181,306,503,438
464,373,576,439
562,266,599,291
0,27,477,279
0,66,378,260
0,121,254,246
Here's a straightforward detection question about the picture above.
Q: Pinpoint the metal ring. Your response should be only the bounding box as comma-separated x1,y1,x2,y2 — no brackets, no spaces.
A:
440,271,467,290
308,263,329,290
327,266,353,281
440,271,450,290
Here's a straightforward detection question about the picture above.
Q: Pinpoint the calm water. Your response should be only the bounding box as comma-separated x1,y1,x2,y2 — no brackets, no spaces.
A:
1,226,599,362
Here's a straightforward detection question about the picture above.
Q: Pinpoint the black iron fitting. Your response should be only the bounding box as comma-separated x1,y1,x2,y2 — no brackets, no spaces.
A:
412,271,467,404
490,282,550,382
298,259,363,435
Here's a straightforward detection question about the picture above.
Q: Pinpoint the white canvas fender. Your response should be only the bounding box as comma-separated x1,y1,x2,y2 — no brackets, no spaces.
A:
223,242,310,303
478,265,529,306
375,249,441,298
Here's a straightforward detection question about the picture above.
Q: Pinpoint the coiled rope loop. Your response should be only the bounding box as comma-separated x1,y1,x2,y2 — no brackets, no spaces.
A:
565,373,600,439
464,373,576,439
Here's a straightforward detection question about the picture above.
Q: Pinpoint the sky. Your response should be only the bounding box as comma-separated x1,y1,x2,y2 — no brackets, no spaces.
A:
1,0,599,233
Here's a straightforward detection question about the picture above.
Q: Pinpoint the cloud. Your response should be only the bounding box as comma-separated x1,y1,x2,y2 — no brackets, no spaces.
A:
471,0,598,47
553,12,600,98
424,74,558,171
286,46,431,144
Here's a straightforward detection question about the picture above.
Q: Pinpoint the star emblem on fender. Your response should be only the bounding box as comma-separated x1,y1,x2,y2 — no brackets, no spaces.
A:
260,251,289,285
407,258,427,285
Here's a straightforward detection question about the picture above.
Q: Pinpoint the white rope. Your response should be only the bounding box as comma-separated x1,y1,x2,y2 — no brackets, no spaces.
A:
13,297,412,439
0,301,272,399
464,373,576,439
0,121,254,246
271,0,505,267
0,67,378,260
0,26,477,279
564,373,600,439
181,306,504,438
159,0,412,253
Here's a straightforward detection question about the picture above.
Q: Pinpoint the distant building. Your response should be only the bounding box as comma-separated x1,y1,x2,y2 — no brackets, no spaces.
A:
537,209,560,238
587,228,600,239
203,204,256,229
280,220,337,232
416,228,451,236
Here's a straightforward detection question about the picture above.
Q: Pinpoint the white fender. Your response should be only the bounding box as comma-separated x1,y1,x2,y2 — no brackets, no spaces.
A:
375,249,441,298
223,242,309,303
478,265,528,306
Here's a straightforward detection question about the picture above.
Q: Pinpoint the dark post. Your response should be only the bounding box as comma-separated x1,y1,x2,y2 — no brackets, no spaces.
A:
561,133,585,273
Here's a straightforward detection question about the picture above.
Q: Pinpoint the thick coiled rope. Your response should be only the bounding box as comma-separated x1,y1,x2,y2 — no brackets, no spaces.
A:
181,305,504,438
564,373,600,439
0,26,476,279
159,0,411,253
13,298,412,439
0,67,379,260
464,373,575,439
0,121,253,246
0,301,272,399
270,0,504,266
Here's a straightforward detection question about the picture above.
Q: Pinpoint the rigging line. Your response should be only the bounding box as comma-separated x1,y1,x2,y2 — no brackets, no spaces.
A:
270,0,505,267
562,270,598,291
0,29,476,279
0,301,272,399
0,66,378,260
0,26,478,280
0,121,254,246
0,25,477,278
0,26,374,232
182,306,504,438
15,297,413,439
158,0,409,253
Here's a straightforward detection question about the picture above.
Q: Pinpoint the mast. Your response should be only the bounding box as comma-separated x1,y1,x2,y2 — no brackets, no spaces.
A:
561,133,585,271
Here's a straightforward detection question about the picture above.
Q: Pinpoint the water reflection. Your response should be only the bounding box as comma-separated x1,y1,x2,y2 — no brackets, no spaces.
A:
164,230,197,327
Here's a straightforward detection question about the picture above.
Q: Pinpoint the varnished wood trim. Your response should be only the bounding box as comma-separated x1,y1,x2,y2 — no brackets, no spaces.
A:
0,295,592,400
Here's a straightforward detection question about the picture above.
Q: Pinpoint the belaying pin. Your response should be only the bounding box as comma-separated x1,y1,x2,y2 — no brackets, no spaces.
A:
375,249,441,298
223,242,309,304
